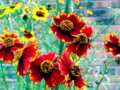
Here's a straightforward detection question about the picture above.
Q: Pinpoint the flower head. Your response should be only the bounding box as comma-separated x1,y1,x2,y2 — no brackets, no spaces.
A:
65,27,93,57
104,32,120,56
32,5,49,21
16,42,38,76
0,32,24,63
29,52,65,89
21,28,36,42
6,3,22,13
50,13,86,43
59,52,87,89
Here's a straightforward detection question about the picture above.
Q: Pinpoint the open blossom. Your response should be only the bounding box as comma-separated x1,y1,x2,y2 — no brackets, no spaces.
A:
0,32,24,63
16,42,38,76
21,28,36,42
50,13,86,43
59,52,87,89
6,3,22,13
32,5,49,21
65,27,93,57
104,32,120,56
29,52,65,89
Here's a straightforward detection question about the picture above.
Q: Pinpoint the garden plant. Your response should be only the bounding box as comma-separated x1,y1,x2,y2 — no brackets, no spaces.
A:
0,0,120,90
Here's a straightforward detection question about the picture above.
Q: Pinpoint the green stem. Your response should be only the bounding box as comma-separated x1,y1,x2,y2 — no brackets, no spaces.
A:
91,15,120,42
11,63,28,87
95,60,115,90
55,0,61,13
0,62,8,90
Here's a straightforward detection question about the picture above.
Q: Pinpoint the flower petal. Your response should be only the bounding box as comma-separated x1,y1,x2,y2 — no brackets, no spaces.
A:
10,42,25,52
3,49,14,63
59,52,73,75
106,32,119,44
74,75,86,89
65,42,79,54
81,27,93,38
45,69,65,89
77,44,87,57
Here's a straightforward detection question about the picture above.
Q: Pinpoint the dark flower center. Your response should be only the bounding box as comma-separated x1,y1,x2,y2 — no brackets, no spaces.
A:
36,11,44,17
60,20,73,31
70,65,81,77
24,31,33,38
76,33,88,44
10,6,15,9
3,37,15,47
40,60,54,74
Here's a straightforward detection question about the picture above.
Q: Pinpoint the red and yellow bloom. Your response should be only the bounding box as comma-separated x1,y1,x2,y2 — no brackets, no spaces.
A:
21,28,36,42
104,32,120,56
32,5,49,21
50,13,86,43
29,52,65,89
59,52,87,89
16,42,38,76
65,27,93,57
0,32,24,63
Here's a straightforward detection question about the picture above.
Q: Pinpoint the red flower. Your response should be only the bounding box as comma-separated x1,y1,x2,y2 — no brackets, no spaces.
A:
29,52,65,89
16,42,38,76
104,32,120,56
50,13,86,43
59,52,87,89
0,32,24,63
65,27,93,57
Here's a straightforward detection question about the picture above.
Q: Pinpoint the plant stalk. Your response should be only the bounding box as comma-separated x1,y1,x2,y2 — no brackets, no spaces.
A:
95,60,115,90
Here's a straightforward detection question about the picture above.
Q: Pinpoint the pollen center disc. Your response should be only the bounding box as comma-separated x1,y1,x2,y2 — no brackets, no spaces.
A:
76,33,88,44
3,37,15,47
60,20,74,31
40,60,54,74
70,65,81,77
36,11,44,17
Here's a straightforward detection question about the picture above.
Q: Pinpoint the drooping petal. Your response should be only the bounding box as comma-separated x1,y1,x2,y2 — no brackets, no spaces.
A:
74,75,87,89
3,49,14,63
106,32,119,44
59,52,73,75
81,27,93,38
0,47,6,60
29,70,43,84
65,42,79,54
104,41,119,56
0,44,4,50
77,44,88,57
23,42,38,57
45,69,65,89
17,57,32,76
10,42,25,52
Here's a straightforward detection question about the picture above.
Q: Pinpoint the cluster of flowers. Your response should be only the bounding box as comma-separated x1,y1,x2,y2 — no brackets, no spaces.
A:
0,2,120,90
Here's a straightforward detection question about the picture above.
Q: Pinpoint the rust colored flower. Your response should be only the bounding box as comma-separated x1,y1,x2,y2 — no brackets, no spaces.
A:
104,32,120,56
59,52,87,89
50,13,86,43
0,32,24,63
65,27,93,57
29,52,65,89
16,42,38,76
